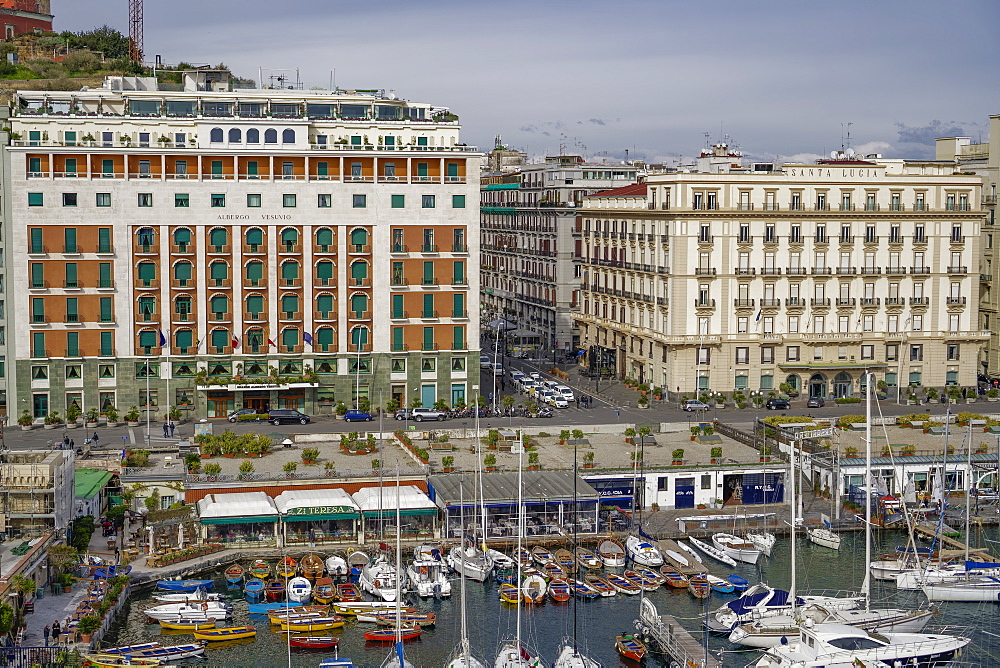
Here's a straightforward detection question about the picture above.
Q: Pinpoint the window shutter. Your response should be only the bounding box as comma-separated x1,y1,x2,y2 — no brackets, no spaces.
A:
245,295,264,314
317,294,334,314
246,228,263,245
316,260,334,280
209,228,228,247
210,262,228,280
350,228,368,246
281,261,300,279
350,261,367,280
316,228,333,247
281,294,299,313
246,261,263,280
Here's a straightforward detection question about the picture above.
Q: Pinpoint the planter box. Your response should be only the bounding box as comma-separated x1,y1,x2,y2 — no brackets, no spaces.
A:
43,423,60,429
66,423,80,429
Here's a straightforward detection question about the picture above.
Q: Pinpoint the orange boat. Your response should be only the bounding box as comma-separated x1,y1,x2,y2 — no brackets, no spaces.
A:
659,564,689,588
547,578,571,602
300,554,324,580
276,557,297,578
616,634,646,662
337,583,362,602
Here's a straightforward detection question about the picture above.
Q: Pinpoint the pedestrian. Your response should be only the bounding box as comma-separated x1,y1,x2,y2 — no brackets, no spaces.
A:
63,436,69,448
92,432,99,446
169,421,175,437
52,620,60,643
162,422,169,438
69,439,74,449
43,624,50,646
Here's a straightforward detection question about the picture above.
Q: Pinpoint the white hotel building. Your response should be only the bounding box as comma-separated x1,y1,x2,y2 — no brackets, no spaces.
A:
0,70,481,420
575,156,987,399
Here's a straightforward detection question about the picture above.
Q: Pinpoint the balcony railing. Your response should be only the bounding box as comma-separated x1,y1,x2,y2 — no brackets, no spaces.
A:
910,267,930,274
910,297,929,306
785,297,805,307
786,268,807,275
860,267,882,274
947,266,968,274
390,244,408,253
735,268,755,275
946,296,967,305
761,298,781,307
811,298,831,306
243,311,265,321
694,268,717,275
860,298,880,306
171,244,194,254
734,299,755,308
811,267,832,275
835,298,856,306
243,277,267,288
760,268,782,275
693,299,716,308
886,267,907,275
835,267,857,274
243,244,266,254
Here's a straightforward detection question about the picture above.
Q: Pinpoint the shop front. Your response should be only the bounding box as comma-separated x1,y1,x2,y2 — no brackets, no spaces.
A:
199,382,316,418
274,488,361,545
197,491,279,547
352,486,438,540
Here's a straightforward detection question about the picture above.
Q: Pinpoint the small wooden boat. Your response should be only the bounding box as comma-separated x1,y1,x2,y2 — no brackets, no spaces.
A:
598,537,627,567
522,573,547,603
727,575,750,591
333,600,401,616
193,626,256,642
158,618,216,631
247,601,306,614
277,556,298,578
268,610,327,625
554,548,576,573
615,634,647,662
706,574,736,593
515,546,532,567
375,611,436,627
266,579,285,602
499,582,522,604
633,567,667,588
249,559,271,579
363,626,421,642
584,574,616,597
605,571,641,595
687,537,737,567
659,564,688,588
244,578,265,600
540,561,567,580
280,616,345,632
623,570,658,592
570,579,601,599
575,546,602,571
83,655,163,668
156,579,214,592
355,607,416,624
300,554,325,579
289,636,339,649
98,642,161,655
337,582,362,602
105,643,206,661
224,563,244,584
531,545,554,565
548,578,571,602
688,573,710,599
313,577,336,604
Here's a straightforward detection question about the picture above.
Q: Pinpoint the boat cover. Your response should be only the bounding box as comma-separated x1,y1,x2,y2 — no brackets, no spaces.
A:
725,589,802,615
966,560,1000,571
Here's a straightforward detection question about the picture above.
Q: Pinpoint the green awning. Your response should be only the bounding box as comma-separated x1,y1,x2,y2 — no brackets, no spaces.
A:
484,184,520,190
283,513,359,522
200,516,278,525
362,508,436,518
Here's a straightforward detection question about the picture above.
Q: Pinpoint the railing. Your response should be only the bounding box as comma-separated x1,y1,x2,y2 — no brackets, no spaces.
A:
243,244,265,254
694,268,716,275
910,297,929,305
835,298,856,306
910,267,930,274
785,297,804,306
835,266,856,274
760,268,782,275
735,268,755,275
860,267,881,274
947,266,968,274
860,298,880,306
946,296,967,305
315,310,337,321
760,298,781,307
811,298,831,306
693,299,716,308
734,299,755,308
243,277,267,288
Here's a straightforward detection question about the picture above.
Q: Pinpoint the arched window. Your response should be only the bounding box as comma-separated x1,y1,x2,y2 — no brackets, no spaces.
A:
281,128,295,144
245,327,265,353
208,227,229,251
281,327,299,351
172,227,192,250
138,330,158,354
137,295,156,320
349,228,368,247
174,328,194,354
316,293,335,318
210,294,229,319
280,228,299,251
281,260,300,285
136,227,155,247
210,328,229,352
350,326,369,349
316,260,335,286
245,227,264,250
350,293,369,317
350,260,368,284
315,227,334,251
174,294,192,318
228,128,242,143
316,326,335,352
137,262,156,287
246,128,260,143
281,293,299,317
173,261,192,286
209,261,229,285
209,128,223,142
245,260,264,287
264,129,277,144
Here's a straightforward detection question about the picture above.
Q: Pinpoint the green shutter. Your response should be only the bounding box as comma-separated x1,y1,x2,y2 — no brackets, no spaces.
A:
64,228,77,252
453,260,465,283
99,331,112,356
317,327,334,345
247,161,258,176
28,192,43,206
66,332,79,356
282,328,299,346
139,331,156,348
350,228,368,246
351,327,368,347
281,228,299,244
99,297,112,322
317,162,328,176
246,228,263,245
447,163,458,177
351,262,367,280
211,160,223,175
31,298,44,321
173,228,191,245
423,293,434,317
246,295,264,314
30,228,43,252
102,159,113,175
392,327,403,350
65,297,78,319
28,157,40,173
423,261,434,284
211,295,228,313
30,263,44,288
175,329,193,350
281,294,299,313
99,263,111,288
174,262,192,280
316,260,334,280
65,158,77,174
98,228,111,252
453,293,464,317
316,228,333,248
417,163,428,177
452,194,466,208
32,332,45,357
210,262,228,280
453,325,465,349
137,262,155,281
391,195,405,208
65,263,78,286
209,228,228,248
317,294,334,315
351,294,368,316
423,326,434,350
246,261,263,280
391,294,403,318
281,261,300,279
211,329,228,349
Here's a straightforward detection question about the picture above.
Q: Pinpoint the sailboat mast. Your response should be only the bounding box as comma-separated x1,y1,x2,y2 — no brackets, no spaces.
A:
789,415,797,609
459,482,470,662
516,430,524,655
965,422,972,564
476,397,488,553
572,441,578,655
394,472,404,663
862,370,872,607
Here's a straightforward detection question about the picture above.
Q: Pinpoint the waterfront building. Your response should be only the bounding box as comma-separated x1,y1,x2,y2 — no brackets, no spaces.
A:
936,117,999,376
73,467,115,519
481,154,638,357
0,448,74,538
575,152,987,399
1,69,481,420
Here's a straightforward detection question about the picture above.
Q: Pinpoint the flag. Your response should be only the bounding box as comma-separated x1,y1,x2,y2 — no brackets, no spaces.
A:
194,337,202,351
519,645,531,661
755,309,762,322
157,329,167,347
303,331,314,345
267,335,276,348
231,335,240,349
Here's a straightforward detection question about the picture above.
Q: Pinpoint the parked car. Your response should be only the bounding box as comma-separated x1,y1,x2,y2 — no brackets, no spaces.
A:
806,396,825,408
269,409,310,425
765,398,791,410
344,409,373,422
682,400,710,412
550,395,570,408
480,356,492,369
227,408,262,423
491,362,504,377
404,408,447,422
556,386,575,402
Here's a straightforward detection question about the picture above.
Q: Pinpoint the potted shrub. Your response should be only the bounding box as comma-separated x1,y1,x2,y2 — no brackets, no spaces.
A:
125,406,141,426
624,427,636,444
324,461,337,476
85,407,100,428
571,429,584,440
66,404,82,428
881,445,892,457
670,448,684,465
901,444,916,457
105,404,120,426
652,387,663,401
583,451,595,468
203,462,221,480
43,411,62,429
283,461,298,478
845,446,859,458
689,426,699,441
637,395,649,408
77,615,100,643
239,460,255,480
371,458,381,472
966,387,977,404
988,388,1000,402
527,452,540,470
486,429,500,450
17,409,34,430
335,401,348,419
442,456,455,473
484,453,497,471
184,454,201,474
710,446,722,464
559,430,570,444
759,445,772,462
714,393,726,408
301,448,319,465
976,442,989,454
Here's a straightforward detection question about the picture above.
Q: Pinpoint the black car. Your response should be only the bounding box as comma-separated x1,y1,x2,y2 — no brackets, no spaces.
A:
268,409,311,425
765,398,790,410
806,396,825,408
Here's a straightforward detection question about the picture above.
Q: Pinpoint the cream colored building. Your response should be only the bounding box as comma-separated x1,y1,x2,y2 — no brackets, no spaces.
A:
575,157,987,400
0,449,75,538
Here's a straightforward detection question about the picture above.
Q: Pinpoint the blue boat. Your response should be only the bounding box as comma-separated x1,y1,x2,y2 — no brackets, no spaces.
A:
727,575,750,591
247,601,305,614
244,578,265,601
93,564,132,579
320,658,355,668
156,579,215,592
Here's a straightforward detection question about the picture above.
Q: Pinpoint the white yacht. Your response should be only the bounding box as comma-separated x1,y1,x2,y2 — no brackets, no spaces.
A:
448,540,493,582
407,543,452,598
729,604,935,648
706,584,863,633
711,533,761,564
359,557,398,602
624,535,663,567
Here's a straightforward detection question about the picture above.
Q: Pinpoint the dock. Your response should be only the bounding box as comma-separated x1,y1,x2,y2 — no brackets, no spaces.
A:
657,538,706,577
913,523,1000,561
636,598,722,668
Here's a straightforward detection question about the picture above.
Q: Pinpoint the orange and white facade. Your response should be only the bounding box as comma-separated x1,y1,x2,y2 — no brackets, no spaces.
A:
2,70,480,420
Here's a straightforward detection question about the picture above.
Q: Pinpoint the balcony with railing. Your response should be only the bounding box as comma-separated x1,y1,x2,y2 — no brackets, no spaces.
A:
243,277,267,288
860,267,882,275
349,244,372,254
760,268,782,276
860,298,880,307
835,267,856,276
390,244,408,254
785,297,805,307
243,311,266,322
281,310,303,321
886,267,907,275
135,278,159,289
694,268,717,275
350,310,372,321
133,242,158,255
734,299,755,308
693,299,716,308
315,310,337,322
207,244,232,255
785,267,807,275
735,268,755,276
760,298,781,307
910,297,930,306
811,298,831,307
910,267,930,274
947,266,968,274
171,244,194,254
811,267,832,275
835,298,856,306
946,296,967,305
243,244,266,255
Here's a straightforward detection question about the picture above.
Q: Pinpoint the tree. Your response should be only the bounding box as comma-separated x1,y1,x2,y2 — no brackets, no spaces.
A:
46,544,79,578
63,25,130,60
0,602,13,637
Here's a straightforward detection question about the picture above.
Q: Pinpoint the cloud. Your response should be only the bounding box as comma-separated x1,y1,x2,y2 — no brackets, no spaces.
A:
895,120,970,146
587,118,607,126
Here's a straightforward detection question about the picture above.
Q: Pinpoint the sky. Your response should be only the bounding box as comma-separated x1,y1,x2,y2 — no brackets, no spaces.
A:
55,0,1000,165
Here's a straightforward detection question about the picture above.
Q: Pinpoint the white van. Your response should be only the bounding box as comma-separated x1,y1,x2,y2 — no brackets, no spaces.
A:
556,386,575,402
491,362,504,377
479,355,492,369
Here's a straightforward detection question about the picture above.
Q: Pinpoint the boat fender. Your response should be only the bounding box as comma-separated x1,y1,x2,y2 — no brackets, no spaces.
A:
419,566,428,575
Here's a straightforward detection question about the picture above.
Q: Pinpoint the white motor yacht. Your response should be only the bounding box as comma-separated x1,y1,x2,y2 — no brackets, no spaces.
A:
712,533,761,564
625,535,663,567
359,557,398,602
407,543,452,598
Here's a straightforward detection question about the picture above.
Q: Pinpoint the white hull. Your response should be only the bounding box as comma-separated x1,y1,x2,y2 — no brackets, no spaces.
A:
597,538,626,567
712,533,761,565
495,642,544,668
625,535,663,567
153,592,222,603
553,644,602,667
747,531,775,557
806,528,841,550
325,555,348,576
448,546,493,581
688,537,737,567
359,561,398,602
144,603,230,621
407,562,452,598
287,576,312,603
731,607,935,648
922,578,1000,601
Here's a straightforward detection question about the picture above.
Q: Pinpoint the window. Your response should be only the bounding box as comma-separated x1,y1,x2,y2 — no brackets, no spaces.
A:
241,193,261,208
391,194,405,208
174,193,189,207
886,344,898,361
391,358,406,373
228,128,241,143
210,128,223,142
786,346,800,361
422,195,436,208
283,194,296,208
761,347,774,364
137,193,152,207
861,344,874,360
211,193,226,207
28,192,43,206
947,344,960,361
353,194,366,208
282,128,295,144
96,192,111,207
735,347,749,365
452,195,466,208
759,374,774,390
318,194,331,208
421,357,436,372
910,344,923,362
62,192,77,207
737,316,748,333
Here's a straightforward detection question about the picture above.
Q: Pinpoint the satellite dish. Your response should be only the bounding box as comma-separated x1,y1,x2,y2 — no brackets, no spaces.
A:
830,151,839,160
846,148,856,158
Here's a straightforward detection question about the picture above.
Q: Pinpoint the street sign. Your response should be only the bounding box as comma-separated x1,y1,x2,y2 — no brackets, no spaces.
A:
799,428,834,439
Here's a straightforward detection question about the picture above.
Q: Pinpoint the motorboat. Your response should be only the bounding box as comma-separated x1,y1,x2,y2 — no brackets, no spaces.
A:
300,554,325,579
290,636,339,649
688,536,737,567
706,584,863,633
243,578,265,600
597,537,627,568
729,605,936,648
359,557,398,601
320,656,356,668
448,540,493,582
584,574,616,596
153,589,221,603
624,535,663,567
407,543,452,598
747,530,776,557
193,626,256,642
224,563,244,583
325,553,349,576
806,527,841,550
488,549,517,584
287,576,313,603
711,533,761,564
751,621,970,667
574,547,602,571
706,574,735,593
521,573,547,603
158,619,216,631
676,540,706,567
156,579,214,592
143,601,231,621
268,609,332,625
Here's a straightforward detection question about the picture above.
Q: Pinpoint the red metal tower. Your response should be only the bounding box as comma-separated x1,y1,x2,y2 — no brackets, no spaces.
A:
128,0,144,63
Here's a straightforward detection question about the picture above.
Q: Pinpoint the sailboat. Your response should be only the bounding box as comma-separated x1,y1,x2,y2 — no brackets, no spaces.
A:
495,433,544,668
379,477,418,668
446,481,486,668
449,406,494,581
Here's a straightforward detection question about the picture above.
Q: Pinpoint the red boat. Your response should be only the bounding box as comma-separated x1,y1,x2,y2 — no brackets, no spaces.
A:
659,564,688,589
616,634,646,662
363,626,421,642
336,583,361,602
289,636,339,649
547,578,571,602
266,579,285,602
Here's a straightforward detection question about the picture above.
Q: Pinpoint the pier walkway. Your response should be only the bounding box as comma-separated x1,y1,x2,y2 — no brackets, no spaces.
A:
637,598,722,668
